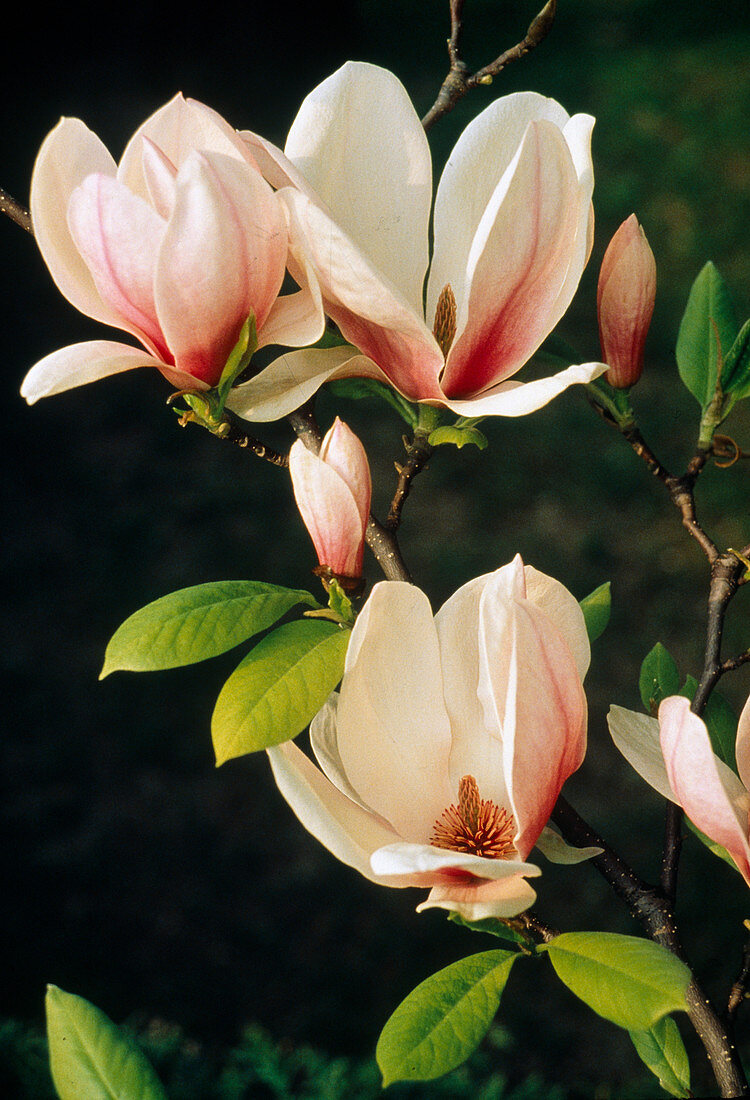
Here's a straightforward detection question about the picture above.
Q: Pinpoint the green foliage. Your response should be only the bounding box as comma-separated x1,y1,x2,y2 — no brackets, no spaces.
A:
721,317,750,402
675,261,737,408
579,581,611,642
211,619,350,763
326,377,419,427
447,913,533,949
46,985,167,1100
629,1017,691,1098
376,950,519,1086
639,643,681,713
427,424,489,450
545,933,690,1031
101,581,319,677
216,313,257,406
679,675,738,771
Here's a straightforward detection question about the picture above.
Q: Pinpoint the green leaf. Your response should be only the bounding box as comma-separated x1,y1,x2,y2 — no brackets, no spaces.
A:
639,643,681,713
101,581,319,677
546,932,690,1031
212,618,350,763
216,312,258,401
721,317,750,401
579,581,611,642
376,950,518,1086
679,675,737,771
447,912,532,949
675,261,737,407
630,1017,691,1098
46,985,167,1100
427,425,488,450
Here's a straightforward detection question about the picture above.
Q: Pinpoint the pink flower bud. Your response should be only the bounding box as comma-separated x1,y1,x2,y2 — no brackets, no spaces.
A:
597,214,656,388
289,418,371,581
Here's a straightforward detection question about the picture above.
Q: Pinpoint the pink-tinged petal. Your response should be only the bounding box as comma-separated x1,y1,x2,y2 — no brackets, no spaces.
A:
155,151,287,385
283,61,431,313
67,173,168,358
598,214,657,389
607,706,676,801
30,117,121,326
255,198,325,349
118,93,258,200
659,695,750,883
20,340,163,404
335,583,454,839
441,120,584,398
226,346,377,422
535,825,602,864
289,439,367,576
319,418,372,531
267,741,400,885
478,567,587,859
140,137,178,219
281,190,444,403
416,875,539,920
434,572,506,798
736,695,750,793
428,91,573,326
370,842,540,884
522,563,591,681
442,361,607,418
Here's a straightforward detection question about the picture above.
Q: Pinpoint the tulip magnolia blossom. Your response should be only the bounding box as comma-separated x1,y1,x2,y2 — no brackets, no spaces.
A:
229,61,607,423
597,214,656,389
21,94,324,404
609,695,750,884
268,557,597,920
289,418,371,580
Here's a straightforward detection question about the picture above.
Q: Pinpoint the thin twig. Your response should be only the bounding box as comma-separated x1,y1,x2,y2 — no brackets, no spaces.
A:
0,188,32,233
727,923,750,1025
387,432,433,530
422,0,557,131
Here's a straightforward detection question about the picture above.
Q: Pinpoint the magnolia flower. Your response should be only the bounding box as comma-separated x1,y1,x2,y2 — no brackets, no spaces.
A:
21,94,324,404
597,214,656,389
609,695,750,884
289,418,371,582
268,556,595,920
229,61,606,423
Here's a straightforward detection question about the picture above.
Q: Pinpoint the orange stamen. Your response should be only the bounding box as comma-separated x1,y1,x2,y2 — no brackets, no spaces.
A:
431,775,517,859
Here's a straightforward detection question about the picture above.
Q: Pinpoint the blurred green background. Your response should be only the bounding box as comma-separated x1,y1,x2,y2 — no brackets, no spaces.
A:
1,1,750,1095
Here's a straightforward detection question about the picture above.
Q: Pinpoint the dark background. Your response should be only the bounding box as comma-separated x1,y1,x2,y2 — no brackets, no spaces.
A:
2,1,750,1095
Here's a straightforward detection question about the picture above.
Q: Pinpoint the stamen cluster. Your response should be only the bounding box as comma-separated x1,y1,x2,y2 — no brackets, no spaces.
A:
431,774,517,859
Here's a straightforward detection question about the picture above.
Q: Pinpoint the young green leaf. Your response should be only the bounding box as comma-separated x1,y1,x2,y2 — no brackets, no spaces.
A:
679,675,738,772
639,643,681,713
675,261,737,407
579,581,611,642
376,950,519,1086
546,932,690,1031
629,1016,691,1098
720,317,750,401
101,581,319,677
212,618,350,763
46,985,167,1100
447,912,532,948
427,424,488,450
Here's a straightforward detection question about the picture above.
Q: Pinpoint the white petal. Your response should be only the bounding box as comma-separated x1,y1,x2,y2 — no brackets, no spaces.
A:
284,61,431,313
20,340,162,403
370,842,540,881
226,346,377,422
443,361,607,418
416,876,539,920
523,564,591,681
607,705,676,801
309,693,377,813
267,741,399,884
335,583,454,839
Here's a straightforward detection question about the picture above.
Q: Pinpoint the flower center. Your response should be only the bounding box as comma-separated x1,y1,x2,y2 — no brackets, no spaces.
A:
431,775,517,859
433,283,457,359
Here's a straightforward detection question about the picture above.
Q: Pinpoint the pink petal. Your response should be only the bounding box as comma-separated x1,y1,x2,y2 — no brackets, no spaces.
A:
522,563,591,681
334,583,454,839
155,151,287,385
30,117,122,327
598,214,657,389
319,419,372,531
140,137,178,219
736,694,750,793
67,173,168,359
281,190,444,403
282,61,432,314
20,340,163,404
255,202,325,350
288,440,367,576
266,741,400,884
441,120,584,399
659,696,750,884
442,361,607,418
416,875,539,920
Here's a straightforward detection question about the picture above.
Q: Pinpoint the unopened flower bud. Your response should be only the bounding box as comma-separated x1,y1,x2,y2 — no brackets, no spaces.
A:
597,214,656,389
289,418,371,582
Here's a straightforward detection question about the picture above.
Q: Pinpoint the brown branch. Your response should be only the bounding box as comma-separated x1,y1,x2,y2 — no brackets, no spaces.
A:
727,923,750,1026
552,795,749,1097
422,0,557,131
387,431,433,530
0,187,32,233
